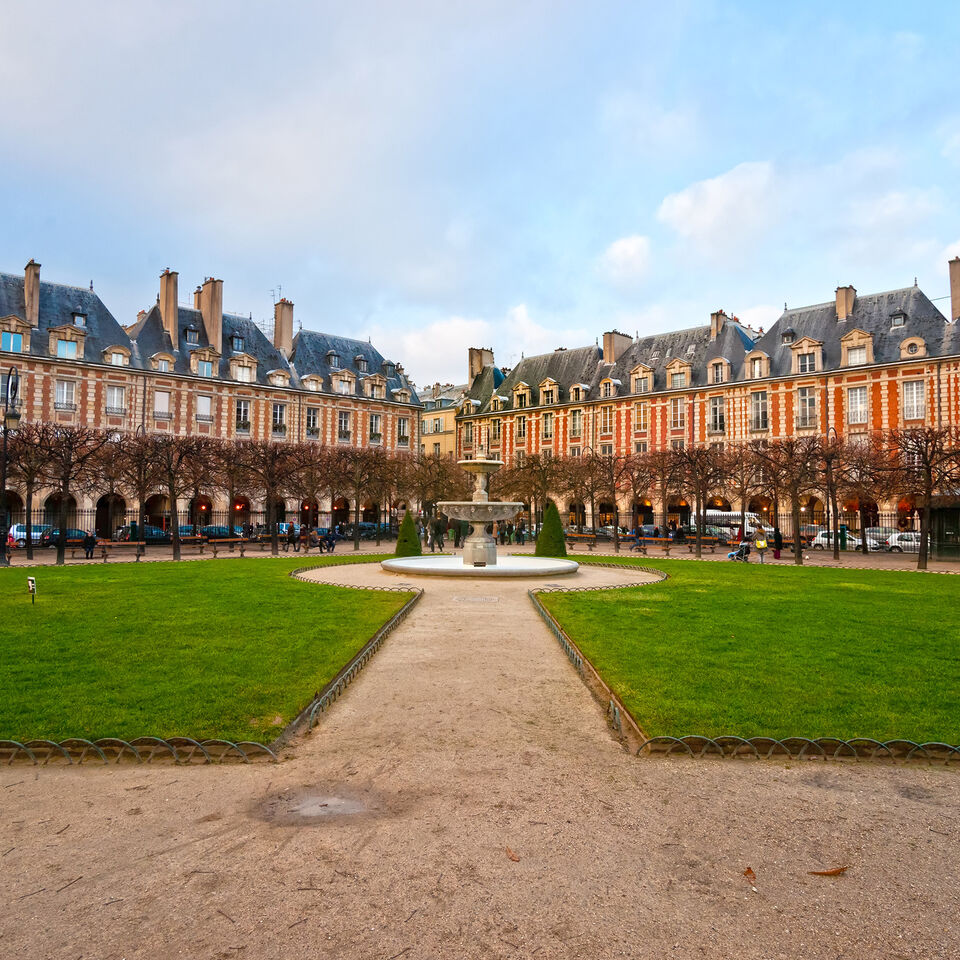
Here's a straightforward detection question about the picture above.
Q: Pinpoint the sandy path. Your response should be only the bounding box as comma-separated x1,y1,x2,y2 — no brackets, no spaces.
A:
1,561,957,960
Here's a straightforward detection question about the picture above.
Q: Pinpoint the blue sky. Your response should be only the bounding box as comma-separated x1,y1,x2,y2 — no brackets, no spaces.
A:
2,1,958,385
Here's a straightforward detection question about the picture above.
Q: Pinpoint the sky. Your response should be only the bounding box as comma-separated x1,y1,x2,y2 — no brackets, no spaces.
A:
2,1,959,388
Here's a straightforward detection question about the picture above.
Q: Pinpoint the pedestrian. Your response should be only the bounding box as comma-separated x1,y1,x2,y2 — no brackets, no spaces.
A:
324,530,337,552
653,525,660,539
287,524,298,552
516,521,525,546
433,516,445,551
83,530,96,560
773,526,783,560
453,523,461,549
300,525,310,552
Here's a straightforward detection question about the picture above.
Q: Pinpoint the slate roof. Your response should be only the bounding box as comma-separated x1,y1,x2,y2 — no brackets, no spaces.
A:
755,286,951,375
0,271,133,360
290,330,419,403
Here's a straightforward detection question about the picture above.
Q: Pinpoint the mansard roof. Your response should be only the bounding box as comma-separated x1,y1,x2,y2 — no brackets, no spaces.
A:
0,271,133,361
290,330,419,402
756,286,951,376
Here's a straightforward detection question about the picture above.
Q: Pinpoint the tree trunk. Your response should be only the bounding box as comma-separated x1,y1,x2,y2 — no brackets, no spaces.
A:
859,504,869,556
267,494,279,556
918,486,932,571
353,498,361,551
170,478,182,561
694,494,703,559
375,502,382,547
138,494,147,556
792,497,803,565
56,483,68,566
25,484,34,560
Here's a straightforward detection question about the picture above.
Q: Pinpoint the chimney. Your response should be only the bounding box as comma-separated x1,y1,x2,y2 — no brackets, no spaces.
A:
950,257,960,323
24,259,41,327
193,285,202,309
468,347,494,382
835,285,856,321
710,310,727,341
273,298,293,357
159,268,179,344
198,277,223,354
602,330,632,363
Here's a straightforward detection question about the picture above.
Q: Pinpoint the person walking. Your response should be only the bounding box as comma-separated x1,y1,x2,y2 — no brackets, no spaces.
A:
300,525,310,552
453,523,461,549
773,526,783,560
83,530,97,559
516,520,525,546
287,524,298,552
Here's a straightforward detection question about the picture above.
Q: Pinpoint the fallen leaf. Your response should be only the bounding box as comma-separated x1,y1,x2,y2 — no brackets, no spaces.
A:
506,847,520,862
808,866,848,877
742,867,755,880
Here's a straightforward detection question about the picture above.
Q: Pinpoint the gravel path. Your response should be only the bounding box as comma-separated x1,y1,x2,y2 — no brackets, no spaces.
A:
1,561,957,959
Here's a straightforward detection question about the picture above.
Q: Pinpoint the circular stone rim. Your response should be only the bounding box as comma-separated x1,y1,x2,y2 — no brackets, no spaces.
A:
380,555,579,578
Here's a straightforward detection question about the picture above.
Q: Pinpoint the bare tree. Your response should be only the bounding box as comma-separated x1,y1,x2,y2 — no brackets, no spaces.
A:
642,448,681,534
620,452,656,532
39,426,112,565
837,434,898,556
332,448,383,551
675,444,725,558
211,439,255,531
144,434,208,561
116,430,161,554
235,440,304,556
722,443,762,538
554,455,592,532
817,433,844,561
500,453,558,533
890,426,960,569
586,450,631,551
8,422,53,560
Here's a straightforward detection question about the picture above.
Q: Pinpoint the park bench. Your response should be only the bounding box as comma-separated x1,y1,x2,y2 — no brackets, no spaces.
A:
564,532,597,550
686,537,720,554
630,536,673,556
97,540,147,562
207,537,248,558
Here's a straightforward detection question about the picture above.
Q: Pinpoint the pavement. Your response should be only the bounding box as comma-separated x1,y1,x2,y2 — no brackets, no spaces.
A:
1,558,957,959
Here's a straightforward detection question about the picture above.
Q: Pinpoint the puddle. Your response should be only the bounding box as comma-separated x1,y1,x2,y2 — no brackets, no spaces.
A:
294,794,366,817
254,784,409,826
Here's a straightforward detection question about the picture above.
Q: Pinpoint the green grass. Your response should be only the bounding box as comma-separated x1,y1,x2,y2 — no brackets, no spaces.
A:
539,557,960,743
0,556,411,743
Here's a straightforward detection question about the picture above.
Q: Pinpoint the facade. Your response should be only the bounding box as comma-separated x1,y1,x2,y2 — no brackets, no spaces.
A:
419,381,468,458
456,260,960,529
0,261,420,533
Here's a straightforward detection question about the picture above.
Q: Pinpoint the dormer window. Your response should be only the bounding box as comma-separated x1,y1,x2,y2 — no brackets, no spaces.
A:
670,371,686,389
891,312,906,328
633,376,648,393
232,335,244,352
185,327,199,345
650,351,660,361
158,359,170,372
492,397,502,411
73,313,86,327
847,346,866,366
571,387,581,402
712,363,724,384
328,352,341,370
542,389,554,405
781,328,795,345
110,352,126,366
356,356,368,372
751,358,763,378
686,343,695,355
57,339,78,359
383,362,396,377
601,381,612,398
198,360,213,377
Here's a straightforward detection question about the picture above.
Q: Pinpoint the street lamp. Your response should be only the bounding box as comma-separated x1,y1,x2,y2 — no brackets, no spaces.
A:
0,366,22,567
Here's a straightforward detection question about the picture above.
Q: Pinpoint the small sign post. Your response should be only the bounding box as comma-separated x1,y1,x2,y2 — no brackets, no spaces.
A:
27,576,36,604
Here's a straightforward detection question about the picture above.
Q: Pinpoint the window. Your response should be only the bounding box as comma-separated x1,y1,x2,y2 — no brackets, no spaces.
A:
492,398,502,412
337,379,351,395
72,313,86,327
57,339,78,359
491,419,501,441
232,335,244,352
600,444,613,456
709,396,724,433
516,392,527,408
517,415,527,440
907,342,920,355
185,328,199,344
570,446,581,457
712,363,724,384
235,365,253,383
106,385,126,414
670,397,684,430
891,312,906,328
750,391,768,431
847,386,868,424
635,401,648,431
111,352,126,366
670,371,686,389
903,380,925,421
601,381,612,398
751,357,763,379
571,387,581,402
782,330,794,344
634,441,647,454
397,417,409,444
847,345,867,366
797,387,816,428
543,449,553,459
197,359,213,377
369,413,382,441
570,409,582,437
306,406,320,434
543,411,554,439
433,416,442,433
357,357,368,372
328,353,341,370
1,331,22,352
798,352,816,374
338,410,351,441
671,439,685,451
157,358,170,373
196,395,213,422
235,399,250,430
55,379,75,409
542,389,554,405
272,403,286,432
154,390,171,418
633,376,649,393
433,443,441,456
462,421,474,444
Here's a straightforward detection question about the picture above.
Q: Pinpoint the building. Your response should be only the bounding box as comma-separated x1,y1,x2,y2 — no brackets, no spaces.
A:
419,380,469,458
456,259,960,530
0,261,420,534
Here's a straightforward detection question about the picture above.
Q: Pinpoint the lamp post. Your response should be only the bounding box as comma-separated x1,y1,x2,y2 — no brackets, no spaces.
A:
1,367,22,567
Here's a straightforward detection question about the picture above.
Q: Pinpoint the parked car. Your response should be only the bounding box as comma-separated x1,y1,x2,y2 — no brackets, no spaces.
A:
865,526,898,544
39,528,88,547
345,522,388,540
199,524,244,540
884,531,922,553
116,523,171,543
799,524,825,540
7,523,50,547
315,526,343,541
810,531,882,551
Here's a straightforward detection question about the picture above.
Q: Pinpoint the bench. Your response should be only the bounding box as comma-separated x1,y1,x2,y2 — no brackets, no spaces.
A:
97,540,147,562
565,533,597,551
628,537,674,556
686,537,720,554
207,538,248,558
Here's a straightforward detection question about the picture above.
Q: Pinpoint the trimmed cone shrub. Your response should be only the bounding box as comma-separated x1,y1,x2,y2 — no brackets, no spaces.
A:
535,502,567,557
395,510,422,557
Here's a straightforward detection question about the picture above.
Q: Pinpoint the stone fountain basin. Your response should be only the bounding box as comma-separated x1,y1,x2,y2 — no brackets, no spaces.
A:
437,501,524,523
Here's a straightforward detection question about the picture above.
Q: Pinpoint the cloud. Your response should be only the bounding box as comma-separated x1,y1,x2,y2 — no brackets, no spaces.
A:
657,161,777,260
598,92,697,152
598,234,651,286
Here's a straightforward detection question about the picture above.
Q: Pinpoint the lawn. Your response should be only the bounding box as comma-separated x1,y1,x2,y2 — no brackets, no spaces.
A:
539,558,960,743
0,556,411,743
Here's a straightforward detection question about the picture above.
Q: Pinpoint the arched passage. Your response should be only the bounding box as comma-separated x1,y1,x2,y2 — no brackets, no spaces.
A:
44,493,77,528
189,495,213,529
708,496,732,511
597,501,616,526
361,500,379,524
668,498,690,527
567,501,586,528
144,494,169,529
96,493,127,539
631,499,653,528
2,490,23,525
232,496,251,528
300,500,319,528
331,497,350,528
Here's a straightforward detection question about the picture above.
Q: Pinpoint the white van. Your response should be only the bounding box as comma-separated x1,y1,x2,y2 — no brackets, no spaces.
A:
704,510,774,538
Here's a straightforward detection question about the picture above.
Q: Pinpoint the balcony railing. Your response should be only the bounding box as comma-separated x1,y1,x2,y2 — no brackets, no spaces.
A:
750,417,769,431
153,409,172,420
54,401,76,411
272,423,287,435
236,420,251,433
708,418,725,434
338,431,351,442
369,432,382,444
105,406,126,416
796,415,816,429
196,413,214,423
306,426,320,438
397,435,409,446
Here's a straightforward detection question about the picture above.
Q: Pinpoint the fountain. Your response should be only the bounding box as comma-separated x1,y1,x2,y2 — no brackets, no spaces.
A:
380,457,578,578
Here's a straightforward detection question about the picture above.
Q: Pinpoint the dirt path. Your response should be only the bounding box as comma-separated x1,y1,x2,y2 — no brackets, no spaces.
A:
1,562,957,960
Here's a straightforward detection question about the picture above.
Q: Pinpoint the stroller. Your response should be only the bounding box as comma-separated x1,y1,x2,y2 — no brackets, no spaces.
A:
727,541,751,562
